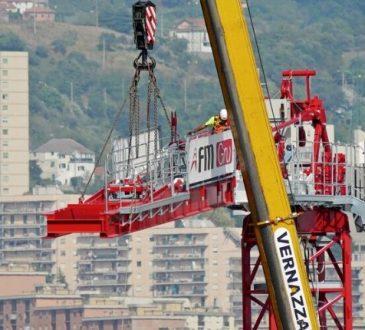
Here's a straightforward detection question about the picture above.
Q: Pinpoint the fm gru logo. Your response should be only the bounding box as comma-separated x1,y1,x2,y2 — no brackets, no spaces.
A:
197,139,233,172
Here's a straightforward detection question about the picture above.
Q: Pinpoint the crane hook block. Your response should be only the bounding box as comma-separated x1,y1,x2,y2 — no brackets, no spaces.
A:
132,1,156,51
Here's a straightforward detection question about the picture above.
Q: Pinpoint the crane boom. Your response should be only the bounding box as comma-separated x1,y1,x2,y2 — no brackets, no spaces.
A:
199,1,319,328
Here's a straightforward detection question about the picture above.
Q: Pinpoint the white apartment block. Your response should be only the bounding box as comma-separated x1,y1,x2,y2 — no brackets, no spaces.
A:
31,138,95,188
0,51,29,196
170,19,212,53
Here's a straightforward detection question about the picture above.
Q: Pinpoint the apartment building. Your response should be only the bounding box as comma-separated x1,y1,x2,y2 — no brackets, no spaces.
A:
53,220,242,325
150,222,242,313
0,272,84,330
0,51,29,196
352,233,365,327
0,272,233,330
76,235,132,296
0,192,78,274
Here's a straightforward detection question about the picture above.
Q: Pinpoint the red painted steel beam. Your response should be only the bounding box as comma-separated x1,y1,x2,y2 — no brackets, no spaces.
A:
46,177,236,238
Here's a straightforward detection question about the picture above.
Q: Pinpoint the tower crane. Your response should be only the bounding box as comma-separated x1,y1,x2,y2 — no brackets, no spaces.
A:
45,0,365,328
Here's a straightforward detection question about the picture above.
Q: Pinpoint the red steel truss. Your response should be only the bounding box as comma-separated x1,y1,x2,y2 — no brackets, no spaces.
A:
242,208,352,329
46,175,236,238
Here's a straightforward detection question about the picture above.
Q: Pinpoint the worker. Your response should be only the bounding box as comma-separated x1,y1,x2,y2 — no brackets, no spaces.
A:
188,108,230,135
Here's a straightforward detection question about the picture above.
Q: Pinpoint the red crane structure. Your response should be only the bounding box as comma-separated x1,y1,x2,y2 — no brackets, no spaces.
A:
45,1,365,328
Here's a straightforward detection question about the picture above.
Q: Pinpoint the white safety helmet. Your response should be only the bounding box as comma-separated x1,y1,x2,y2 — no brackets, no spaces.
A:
219,108,228,120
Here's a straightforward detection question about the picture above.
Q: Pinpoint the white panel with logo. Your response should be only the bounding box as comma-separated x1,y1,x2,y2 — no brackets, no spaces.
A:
187,130,236,185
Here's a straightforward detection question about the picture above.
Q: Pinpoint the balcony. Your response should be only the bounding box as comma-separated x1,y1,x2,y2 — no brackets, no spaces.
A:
31,258,53,264
79,254,120,261
153,279,207,286
0,223,44,229
80,268,115,275
154,240,207,248
78,280,131,287
154,290,207,297
2,235,42,241
154,254,206,260
70,158,94,163
117,266,130,273
153,266,205,272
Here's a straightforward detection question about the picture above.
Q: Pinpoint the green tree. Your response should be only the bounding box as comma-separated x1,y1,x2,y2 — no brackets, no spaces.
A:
56,268,68,288
0,32,26,51
35,46,49,58
51,39,67,55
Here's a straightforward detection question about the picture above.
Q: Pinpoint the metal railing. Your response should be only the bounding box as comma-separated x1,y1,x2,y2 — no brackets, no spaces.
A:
106,135,188,200
284,140,365,201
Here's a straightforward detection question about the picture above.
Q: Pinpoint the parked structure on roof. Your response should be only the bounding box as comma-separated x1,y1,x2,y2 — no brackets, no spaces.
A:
30,138,95,189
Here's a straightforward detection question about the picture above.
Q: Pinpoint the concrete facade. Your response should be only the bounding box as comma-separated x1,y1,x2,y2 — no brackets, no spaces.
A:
0,193,79,275
53,220,242,327
0,273,234,330
0,51,29,196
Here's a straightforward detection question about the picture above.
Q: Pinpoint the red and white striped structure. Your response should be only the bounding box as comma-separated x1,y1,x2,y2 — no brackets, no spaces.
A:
146,5,156,46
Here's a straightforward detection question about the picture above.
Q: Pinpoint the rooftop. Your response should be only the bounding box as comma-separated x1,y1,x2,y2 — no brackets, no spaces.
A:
34,138,93,155
175,18,207,32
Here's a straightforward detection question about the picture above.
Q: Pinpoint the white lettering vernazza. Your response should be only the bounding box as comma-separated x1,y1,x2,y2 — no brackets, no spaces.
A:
274,228,311,330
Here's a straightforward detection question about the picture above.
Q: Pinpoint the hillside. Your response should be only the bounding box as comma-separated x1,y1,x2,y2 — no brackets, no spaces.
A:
1,0,365,154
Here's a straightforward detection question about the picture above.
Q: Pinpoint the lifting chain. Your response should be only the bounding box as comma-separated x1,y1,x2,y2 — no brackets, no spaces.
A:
128,50,158,180
146,71,152,178
127,69,141,177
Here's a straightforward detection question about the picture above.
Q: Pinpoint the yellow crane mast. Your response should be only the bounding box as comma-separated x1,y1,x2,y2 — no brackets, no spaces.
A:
199,0,319,328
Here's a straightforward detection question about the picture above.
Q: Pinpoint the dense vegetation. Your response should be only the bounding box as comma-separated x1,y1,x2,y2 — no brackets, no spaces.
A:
1,0,365,154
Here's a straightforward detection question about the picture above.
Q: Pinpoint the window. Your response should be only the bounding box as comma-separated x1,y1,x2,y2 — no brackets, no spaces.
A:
77,166,84,171
2,70,7,76
2,58,7,64
61,250,66,256
2,141,8,147
3,152,8,159
50,161,55,168
2,105,8,111
223,316,230,327
2,129,8,135
2,118,8,124
59,163,66,169
2,94,8,100
137,261,142,267
2,188,8,194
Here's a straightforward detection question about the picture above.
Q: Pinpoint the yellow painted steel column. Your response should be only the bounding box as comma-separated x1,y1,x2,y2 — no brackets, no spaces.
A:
200,0,319,329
